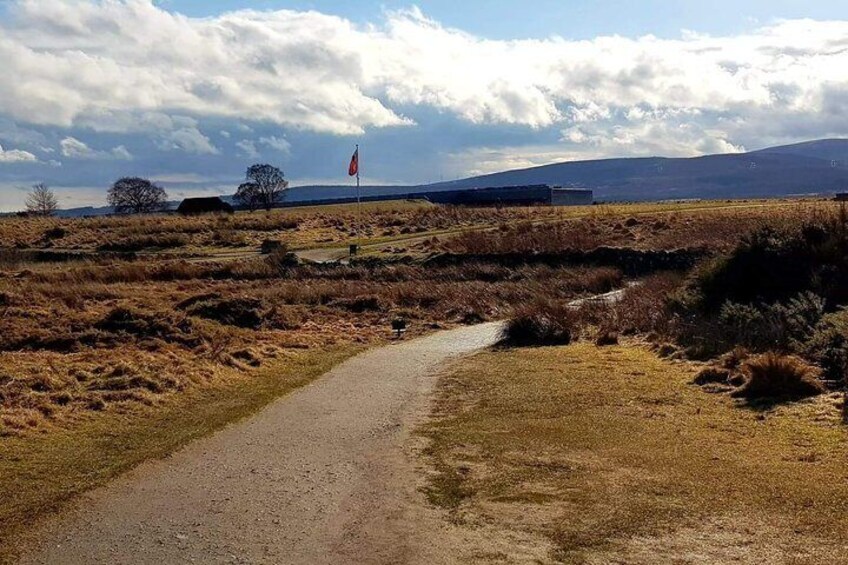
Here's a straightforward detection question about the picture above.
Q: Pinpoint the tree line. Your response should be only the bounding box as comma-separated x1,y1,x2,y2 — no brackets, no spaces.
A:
22,164,288,217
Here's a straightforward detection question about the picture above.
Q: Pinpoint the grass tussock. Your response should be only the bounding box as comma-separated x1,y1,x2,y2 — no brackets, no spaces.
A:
500,300,576,347
732,352,826,400
181,297,265,329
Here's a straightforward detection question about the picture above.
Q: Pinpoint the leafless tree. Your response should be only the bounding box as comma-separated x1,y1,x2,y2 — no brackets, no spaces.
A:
235,164,288,211
234,182,262,212
107,177,169,215
26,183,59,217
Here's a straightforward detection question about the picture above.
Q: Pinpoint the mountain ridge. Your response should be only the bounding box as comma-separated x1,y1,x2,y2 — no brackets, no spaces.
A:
18,138,848,217
422,139,848,201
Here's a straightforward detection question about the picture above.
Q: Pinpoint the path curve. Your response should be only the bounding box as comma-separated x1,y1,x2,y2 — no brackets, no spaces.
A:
19,323,503,565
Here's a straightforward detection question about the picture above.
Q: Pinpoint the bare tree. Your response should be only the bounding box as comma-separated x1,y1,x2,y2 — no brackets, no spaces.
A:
234,182,262,212
107,177,169,215
235,164,288,211
26,183,59,217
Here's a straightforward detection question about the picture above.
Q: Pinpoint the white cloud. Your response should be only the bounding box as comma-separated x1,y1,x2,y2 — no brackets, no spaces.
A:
157,127,219,155
442,146,586,180
561,108,746,158
0,1,842,141
236,136,291,159
236,139,260,159
259,136,292,155
59,136,132,160
0,143,38,163
0,1,845,166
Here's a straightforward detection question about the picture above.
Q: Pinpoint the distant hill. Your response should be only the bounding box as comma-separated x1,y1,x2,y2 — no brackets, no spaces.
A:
424,139,848,201
30,139,848,217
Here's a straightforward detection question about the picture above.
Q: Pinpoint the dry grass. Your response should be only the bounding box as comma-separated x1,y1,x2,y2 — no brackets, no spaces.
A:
442,199,835,255
733,352,827,401
0,345,358,562
499,300,577,347
0,256,622,435
422,343,848,563
2,199,822,436
0,200,438,252
1,199,572,255
0,199,814,260
1,197,833,559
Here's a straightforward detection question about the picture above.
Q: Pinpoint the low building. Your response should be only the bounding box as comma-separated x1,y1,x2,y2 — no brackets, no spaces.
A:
835,193,848,202
276,185,593,209
551,188,595,206
177,197,234,215
409,185,593,207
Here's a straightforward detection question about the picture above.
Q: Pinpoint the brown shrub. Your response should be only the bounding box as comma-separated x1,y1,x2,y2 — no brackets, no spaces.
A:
720,347,750,370
330,295,383,313
184,297,264,329
98,234,190,252
96,307,191,343
657,343,678,358
265,244,299,272
594,330,619,346
265,306,306,330
231,348,262,367
500,300,576,347
569,272,682,339
732,352,826,400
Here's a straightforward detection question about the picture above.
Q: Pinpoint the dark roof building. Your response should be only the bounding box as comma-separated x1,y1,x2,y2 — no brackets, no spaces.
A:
273,185,593,209
413,185,593,206
177,197,234,215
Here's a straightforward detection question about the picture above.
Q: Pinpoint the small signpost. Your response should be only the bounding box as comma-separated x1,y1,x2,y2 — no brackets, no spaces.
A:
392,318,407,339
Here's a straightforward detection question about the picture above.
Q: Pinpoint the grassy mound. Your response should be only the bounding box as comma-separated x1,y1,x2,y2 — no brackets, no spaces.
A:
732,352,826,400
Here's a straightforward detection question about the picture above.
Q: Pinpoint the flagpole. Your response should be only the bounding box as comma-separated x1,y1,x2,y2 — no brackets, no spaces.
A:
356,144,361,249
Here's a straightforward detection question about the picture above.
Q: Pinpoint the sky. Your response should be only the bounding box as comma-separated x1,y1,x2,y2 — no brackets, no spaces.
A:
1,0,848,210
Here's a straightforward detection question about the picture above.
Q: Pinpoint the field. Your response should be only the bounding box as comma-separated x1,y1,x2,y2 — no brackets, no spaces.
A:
419,197,848,563
423,344,848,563
1,196,844,560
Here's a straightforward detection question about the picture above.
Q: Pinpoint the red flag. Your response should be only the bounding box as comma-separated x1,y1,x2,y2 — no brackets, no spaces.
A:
348,148,359,177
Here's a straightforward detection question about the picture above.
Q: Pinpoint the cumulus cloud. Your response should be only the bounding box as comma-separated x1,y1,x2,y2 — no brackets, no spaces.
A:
2,1,846,143
446,145,588,178
235,136,291,158
561,108,746,158
0,0,410,135
0,143,38,163
236,139,260,159
156,127,219,155
59,136,132,160
0,1,847,193
259,136,292,155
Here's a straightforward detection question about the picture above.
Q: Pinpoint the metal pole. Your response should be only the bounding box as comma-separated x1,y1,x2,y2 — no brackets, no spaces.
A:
356,144,361,248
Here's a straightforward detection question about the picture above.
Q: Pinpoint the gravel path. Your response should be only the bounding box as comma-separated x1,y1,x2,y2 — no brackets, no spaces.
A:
19,323,503,565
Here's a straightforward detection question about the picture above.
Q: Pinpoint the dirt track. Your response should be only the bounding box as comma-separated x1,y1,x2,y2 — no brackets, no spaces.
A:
19,323,503,565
